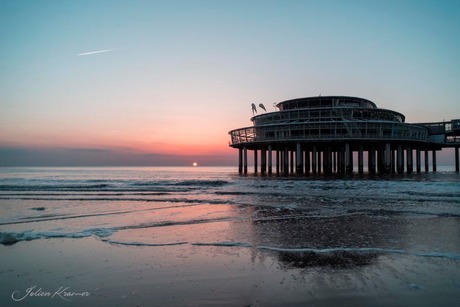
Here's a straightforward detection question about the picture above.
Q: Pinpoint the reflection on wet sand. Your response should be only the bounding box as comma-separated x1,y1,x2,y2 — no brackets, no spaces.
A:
276,250,379,269
244,207,408,270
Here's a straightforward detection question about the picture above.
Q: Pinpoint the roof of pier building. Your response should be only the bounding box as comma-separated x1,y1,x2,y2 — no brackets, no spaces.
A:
251,96,405,125
276,96,377,111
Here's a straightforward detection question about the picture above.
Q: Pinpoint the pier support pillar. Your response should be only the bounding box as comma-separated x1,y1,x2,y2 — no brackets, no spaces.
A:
268,146,272,175
322,149,326,174
349,148,354,173
345,143,352,174
338,149,343,173
322,148,327,174
284,147,289,174
406,146,412,174
333,151,337,173
296,142,303,174
397,145,403,174
280,150,284,173
416,148,421,173
254,149,258,174
358,145,364,174
455,147,459,172
238,148,243,173
325,146,332,174
290,151,294,174
392,149,396,173
243,147,248,174
261,149,266,174
424,149,429,172
377,146,384,173
317,150,322,174
312,145,317,174
385,143,391,173
432,150,437,172
275,150,280,174
305,149,310,174
368,146,376,174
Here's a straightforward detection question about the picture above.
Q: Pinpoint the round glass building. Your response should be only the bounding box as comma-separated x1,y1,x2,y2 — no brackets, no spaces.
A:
228,96,441,174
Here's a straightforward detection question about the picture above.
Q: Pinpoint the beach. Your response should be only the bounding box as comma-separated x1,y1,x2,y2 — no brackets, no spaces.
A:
1,167,460,306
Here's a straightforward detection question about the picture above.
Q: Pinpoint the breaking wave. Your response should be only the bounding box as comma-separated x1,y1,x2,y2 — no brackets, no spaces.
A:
0,228,115,245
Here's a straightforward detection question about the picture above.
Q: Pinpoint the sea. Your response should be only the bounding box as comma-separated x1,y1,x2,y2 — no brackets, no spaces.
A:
1,166,460,305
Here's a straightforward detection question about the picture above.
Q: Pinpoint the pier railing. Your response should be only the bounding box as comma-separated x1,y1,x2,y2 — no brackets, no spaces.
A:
229,121,429,145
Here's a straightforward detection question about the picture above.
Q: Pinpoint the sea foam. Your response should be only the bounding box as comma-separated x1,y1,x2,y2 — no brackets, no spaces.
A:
0,228,116,245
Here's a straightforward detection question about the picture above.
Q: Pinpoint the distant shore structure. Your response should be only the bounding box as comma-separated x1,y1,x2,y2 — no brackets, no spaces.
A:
229,96,460,174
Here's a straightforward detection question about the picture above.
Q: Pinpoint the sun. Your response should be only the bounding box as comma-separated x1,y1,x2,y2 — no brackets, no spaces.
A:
192,162,198,167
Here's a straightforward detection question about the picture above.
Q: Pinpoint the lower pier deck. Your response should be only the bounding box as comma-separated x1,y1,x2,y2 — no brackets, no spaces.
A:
236,141,460,175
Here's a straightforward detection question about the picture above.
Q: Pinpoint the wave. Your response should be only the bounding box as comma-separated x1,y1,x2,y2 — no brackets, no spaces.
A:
101,239,189,247
0,203,206,226
0,192,170,196
0,228,460,260
0,184,111,191
1,200,458,228
0,228,115,245
174,180,230,187
346,208,460,218
405,191,460,198
214,191,257,196
0,187,190,193
131,179,230,187
2,229,459,262
0,214,247,245
191,241,252,247
0,179,230,193
0,196,241,206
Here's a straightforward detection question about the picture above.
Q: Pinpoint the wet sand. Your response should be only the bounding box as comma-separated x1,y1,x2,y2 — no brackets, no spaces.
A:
1,230,459,306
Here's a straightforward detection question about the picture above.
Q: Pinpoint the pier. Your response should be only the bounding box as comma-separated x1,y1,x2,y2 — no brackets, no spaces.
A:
229,96,460,174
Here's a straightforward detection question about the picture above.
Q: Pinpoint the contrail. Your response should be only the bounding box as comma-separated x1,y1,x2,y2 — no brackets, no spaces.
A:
77,48,117,56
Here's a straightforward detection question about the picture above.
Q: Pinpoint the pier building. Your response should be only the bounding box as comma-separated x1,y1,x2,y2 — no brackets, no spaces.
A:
228,96,460,174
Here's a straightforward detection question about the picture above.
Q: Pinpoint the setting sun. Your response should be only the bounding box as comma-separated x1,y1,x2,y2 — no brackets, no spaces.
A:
192,162,198,167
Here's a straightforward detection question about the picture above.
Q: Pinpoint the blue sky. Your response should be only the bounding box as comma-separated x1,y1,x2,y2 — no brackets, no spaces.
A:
1,0,459,166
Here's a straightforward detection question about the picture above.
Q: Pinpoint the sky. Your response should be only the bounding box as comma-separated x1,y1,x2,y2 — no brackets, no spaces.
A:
1,0,459,166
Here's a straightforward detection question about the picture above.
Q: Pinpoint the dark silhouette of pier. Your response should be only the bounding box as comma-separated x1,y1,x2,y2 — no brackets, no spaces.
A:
229,96,460,174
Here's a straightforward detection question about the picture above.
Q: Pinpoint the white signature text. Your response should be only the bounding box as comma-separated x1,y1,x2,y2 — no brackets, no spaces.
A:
11,285,90,302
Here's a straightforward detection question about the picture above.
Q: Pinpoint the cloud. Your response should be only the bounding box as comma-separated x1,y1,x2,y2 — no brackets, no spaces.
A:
77,48,118,56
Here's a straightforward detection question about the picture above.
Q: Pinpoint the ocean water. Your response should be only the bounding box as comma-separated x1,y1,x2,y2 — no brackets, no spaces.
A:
1,166,459,254
1,166,460,305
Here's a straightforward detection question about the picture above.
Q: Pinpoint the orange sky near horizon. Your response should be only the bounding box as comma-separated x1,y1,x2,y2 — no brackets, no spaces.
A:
0,87,244,158
0,120,236,157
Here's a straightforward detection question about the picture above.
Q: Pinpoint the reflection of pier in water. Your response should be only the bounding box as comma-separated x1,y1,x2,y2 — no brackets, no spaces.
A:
229,96,460,174
275,250,378,269
246,208,407,269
